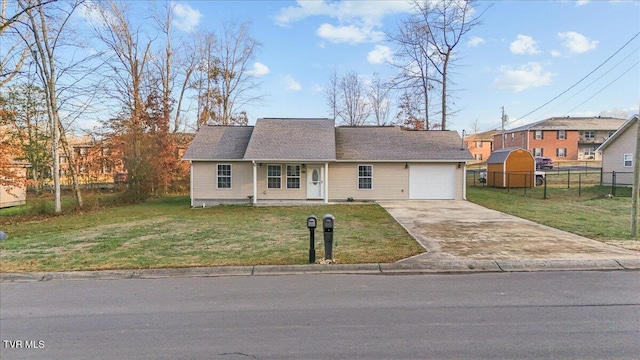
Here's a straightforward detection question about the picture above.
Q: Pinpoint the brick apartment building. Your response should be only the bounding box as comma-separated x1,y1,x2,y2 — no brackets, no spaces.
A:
493,116,625,161
464,129,500,162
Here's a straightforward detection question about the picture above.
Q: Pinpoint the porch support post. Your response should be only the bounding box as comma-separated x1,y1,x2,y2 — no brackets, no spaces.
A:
324,162,329,203
252,161,257,205
190,161,194,207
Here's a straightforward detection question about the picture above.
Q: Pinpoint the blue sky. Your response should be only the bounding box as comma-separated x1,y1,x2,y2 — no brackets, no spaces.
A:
81,0,640,135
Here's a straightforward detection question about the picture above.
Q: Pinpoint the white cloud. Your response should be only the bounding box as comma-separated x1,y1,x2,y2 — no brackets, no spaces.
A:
557,31,598,53
284,75,302,91
467,36,485,47
367,45,392,64
576,0,590,6
275,1,412,45
550,50,562,58
317,23,383,44
492,62,554,92
172,2,202,33
274,0,413,27
310,84,324,94
509,35,540,55
248,62,270,77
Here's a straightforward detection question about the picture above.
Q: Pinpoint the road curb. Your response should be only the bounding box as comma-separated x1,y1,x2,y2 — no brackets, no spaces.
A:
2,258,638,283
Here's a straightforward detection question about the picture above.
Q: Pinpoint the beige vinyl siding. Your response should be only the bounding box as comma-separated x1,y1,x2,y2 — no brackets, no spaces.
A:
602,121,636,186
257,163,307,200
328,163,409,201
455,166,465,200
0,167,27,208
191,161,253,202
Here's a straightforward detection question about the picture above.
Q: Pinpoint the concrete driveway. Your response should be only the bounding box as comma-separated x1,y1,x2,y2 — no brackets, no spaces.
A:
379,201,639,262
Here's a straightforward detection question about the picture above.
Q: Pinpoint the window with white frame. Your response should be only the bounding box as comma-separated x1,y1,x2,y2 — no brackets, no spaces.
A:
358,165,372,190
475,154,483,161
286,165,301,189
534,148,543,157
624,154,633,167
534,130,543,140
217,164,231,189
557,148,567,157
510,133,515,140
557,130,566,140
584,148,596,158
267,165,281,189
583,131,595,139
475,141,483,148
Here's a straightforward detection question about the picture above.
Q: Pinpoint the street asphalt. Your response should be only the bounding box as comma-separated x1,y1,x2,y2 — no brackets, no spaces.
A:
1,201,638,283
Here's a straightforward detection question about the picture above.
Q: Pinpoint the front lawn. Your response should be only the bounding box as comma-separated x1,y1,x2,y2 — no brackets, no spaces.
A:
466,185,637,244
0,196,423,272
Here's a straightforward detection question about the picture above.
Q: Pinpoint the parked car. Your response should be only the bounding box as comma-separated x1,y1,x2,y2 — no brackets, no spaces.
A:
478,170,545,186
535,157,553,170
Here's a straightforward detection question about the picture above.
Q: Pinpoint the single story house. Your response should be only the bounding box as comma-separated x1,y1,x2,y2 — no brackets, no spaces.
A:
182,118,473,206
597,114,638,186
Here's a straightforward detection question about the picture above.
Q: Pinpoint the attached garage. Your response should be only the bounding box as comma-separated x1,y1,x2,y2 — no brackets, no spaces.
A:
409,164,456,199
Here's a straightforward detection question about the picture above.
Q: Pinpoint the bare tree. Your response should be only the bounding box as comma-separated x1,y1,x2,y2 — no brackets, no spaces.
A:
390,0,484,130
324,68,340,121
16,0,89,212
388,11,438,130
338,71,370,126
368,73,391,126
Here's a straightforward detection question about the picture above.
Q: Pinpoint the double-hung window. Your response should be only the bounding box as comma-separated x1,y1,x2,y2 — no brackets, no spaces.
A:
534,130,543,140
267,165,281,189
286,165,301,189
624,154,633,167
217,164,231,189
358,165,372,190
557,130,566,140
557,148,567,157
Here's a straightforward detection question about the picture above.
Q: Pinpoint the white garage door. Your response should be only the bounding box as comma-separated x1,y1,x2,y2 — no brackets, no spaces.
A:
409,164,456,200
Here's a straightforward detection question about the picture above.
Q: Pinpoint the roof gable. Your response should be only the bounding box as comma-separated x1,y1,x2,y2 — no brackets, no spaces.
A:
243,118,336,161
506,116,625,133
597,114,639,151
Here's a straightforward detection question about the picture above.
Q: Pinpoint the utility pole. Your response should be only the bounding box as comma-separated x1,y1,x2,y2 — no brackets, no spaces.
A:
632,111,640,238
501,107,506,149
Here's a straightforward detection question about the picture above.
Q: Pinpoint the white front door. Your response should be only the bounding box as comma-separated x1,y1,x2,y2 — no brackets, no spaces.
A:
306,166,323,199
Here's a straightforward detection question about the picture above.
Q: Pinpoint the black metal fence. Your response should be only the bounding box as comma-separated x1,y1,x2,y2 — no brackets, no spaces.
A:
467,169,633,198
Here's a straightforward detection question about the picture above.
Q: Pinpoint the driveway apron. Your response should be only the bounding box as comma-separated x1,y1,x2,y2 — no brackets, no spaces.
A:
379,201,639,262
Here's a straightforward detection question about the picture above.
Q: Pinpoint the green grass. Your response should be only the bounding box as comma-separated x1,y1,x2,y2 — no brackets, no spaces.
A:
0,196,423,272
466,185,636,241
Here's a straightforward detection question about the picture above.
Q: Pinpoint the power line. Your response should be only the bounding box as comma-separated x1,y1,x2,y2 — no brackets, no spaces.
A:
515,31,640,121
564,60,640,115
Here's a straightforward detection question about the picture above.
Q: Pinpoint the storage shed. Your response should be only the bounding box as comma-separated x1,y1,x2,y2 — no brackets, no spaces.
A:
486,147,535,188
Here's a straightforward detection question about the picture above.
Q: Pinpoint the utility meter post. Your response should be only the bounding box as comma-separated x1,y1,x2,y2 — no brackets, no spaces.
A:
307,215,318,263
322,214,335,260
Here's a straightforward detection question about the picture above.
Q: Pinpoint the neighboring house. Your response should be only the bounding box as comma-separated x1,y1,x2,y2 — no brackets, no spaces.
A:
182,118,473,206
0,162,29,208
597,114,638,186
493,116,625,161
464,129,499,162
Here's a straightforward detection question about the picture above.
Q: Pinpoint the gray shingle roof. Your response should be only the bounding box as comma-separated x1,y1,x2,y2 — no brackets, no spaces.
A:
486,147,523,164
243,118,336,161
181,125,254,160
336,126,473,161
507,117,625,133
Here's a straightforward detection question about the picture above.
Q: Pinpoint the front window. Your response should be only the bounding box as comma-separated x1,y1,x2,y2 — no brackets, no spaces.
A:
267,165,281,189
557,148,567,157
358,165,372,190
624,154,633,167
286,165,300,189
557,130,566,140
217,164,231,189
534,130,543,140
